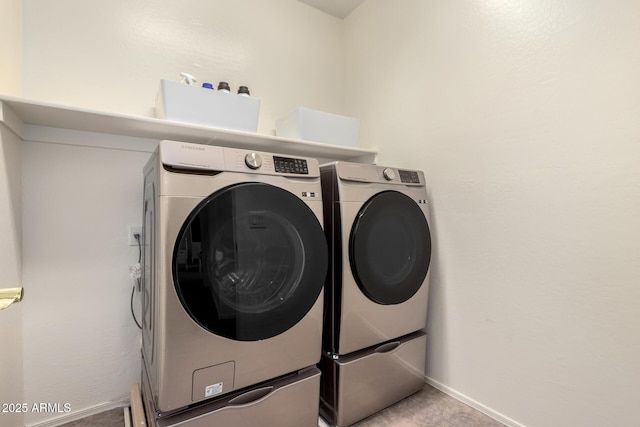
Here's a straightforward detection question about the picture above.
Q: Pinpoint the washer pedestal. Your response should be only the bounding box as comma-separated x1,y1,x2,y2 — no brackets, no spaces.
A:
142,362,321,427
320,331,427,427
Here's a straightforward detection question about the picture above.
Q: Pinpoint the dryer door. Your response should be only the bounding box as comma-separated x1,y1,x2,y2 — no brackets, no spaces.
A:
349,191,431,305
173,182,327,341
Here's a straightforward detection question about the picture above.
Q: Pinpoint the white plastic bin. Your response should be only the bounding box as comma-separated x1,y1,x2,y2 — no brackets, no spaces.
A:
156,79,260,132
276,107,360,147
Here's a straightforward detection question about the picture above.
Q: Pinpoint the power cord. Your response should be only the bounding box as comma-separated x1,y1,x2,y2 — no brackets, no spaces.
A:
130,232,142,329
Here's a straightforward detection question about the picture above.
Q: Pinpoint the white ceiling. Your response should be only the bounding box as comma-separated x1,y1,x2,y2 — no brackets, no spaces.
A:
297,0,365,19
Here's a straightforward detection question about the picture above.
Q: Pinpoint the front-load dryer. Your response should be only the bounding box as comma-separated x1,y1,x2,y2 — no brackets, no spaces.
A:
320,161,432,356
141,140,327,414
319,161,432,426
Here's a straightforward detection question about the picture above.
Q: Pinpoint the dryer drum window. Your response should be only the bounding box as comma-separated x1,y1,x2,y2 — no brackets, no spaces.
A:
349,191,431,305
173,182,327,341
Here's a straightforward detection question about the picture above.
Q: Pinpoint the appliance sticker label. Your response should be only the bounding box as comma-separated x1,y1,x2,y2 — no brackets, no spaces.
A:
205,382,223,397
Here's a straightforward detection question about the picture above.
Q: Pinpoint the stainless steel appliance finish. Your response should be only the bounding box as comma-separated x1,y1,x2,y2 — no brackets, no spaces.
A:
142,358,322,427
142,140,327,414
319,331,427,427
320,161,432,356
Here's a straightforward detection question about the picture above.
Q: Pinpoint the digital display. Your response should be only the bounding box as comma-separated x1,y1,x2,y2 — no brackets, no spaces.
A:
273,156,309,174
399,170,420,184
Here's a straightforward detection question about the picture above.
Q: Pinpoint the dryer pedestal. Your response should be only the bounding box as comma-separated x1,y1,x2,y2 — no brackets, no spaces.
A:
142,362,321,427
319,331,426,427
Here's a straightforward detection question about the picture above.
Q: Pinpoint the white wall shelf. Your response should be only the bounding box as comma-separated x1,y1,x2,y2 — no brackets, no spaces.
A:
0,96,377,163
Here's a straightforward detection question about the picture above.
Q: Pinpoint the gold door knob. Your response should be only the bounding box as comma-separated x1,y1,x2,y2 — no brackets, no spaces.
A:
0,287,23,310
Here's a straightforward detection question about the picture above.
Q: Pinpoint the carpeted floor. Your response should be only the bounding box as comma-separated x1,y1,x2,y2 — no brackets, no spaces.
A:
58,408,124,427
60,384,504,427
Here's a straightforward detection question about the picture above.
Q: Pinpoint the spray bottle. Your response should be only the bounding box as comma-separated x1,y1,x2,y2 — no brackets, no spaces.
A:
180,72,197,86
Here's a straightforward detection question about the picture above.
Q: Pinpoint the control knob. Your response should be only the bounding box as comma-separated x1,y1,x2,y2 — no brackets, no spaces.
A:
245,152,262,170
383,168,396,181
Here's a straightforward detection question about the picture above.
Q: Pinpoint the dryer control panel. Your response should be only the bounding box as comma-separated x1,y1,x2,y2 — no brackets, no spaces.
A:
332,162,425,186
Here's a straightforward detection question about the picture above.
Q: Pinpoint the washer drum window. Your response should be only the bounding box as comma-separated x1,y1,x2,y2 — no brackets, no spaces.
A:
173,183,327,341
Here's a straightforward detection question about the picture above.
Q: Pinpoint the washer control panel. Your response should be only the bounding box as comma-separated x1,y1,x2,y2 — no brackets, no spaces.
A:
159,141,320,177
273,156,309,175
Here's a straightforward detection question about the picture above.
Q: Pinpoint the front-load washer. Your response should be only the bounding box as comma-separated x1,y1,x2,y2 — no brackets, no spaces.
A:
320,161,432,355
141,140,328,414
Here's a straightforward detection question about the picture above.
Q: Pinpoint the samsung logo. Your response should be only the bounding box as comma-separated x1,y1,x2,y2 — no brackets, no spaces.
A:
181,145,205,151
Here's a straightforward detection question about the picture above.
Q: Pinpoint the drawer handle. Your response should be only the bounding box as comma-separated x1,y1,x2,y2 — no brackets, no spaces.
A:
228,386,275,406
375,341,401,354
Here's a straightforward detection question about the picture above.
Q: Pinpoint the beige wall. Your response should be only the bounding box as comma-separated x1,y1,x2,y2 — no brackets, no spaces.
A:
22,136,154,426
344,1,640,426
22,0,344,135
0,117,24,427
0,0,22,95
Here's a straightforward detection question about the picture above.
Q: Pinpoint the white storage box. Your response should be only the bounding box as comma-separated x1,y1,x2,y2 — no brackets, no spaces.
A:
275,107,360,147
156,79,260,132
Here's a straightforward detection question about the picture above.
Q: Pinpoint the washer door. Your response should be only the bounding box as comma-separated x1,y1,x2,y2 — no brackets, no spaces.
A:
173,182,327,341
349,191,431,305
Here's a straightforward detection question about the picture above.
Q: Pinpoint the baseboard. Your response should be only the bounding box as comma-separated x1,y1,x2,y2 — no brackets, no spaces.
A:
27,397,131,427
424,376,527,427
